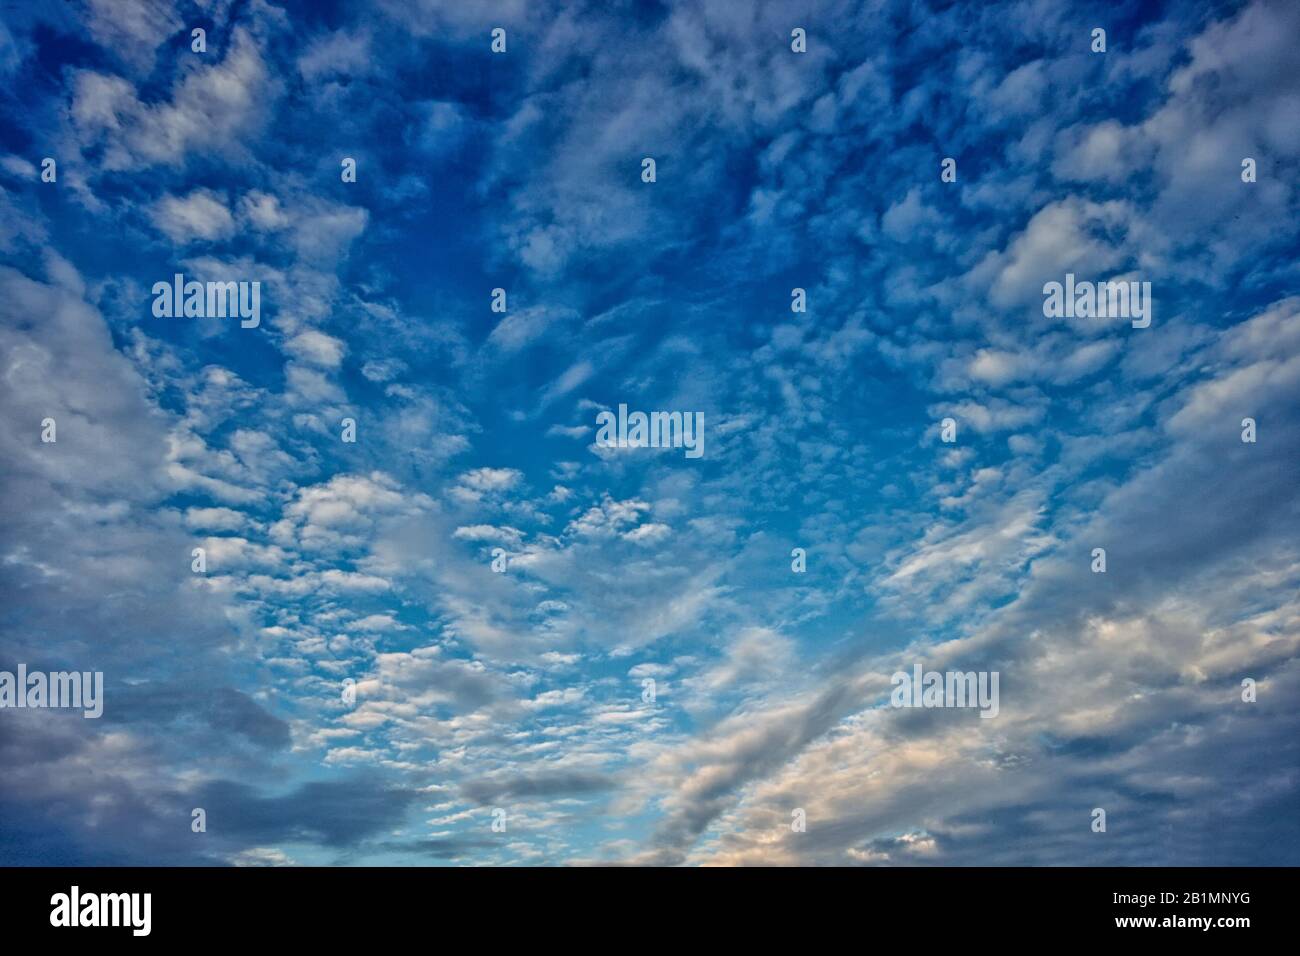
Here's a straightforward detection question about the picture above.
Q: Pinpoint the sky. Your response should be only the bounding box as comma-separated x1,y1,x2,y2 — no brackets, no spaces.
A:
0,0,1298,867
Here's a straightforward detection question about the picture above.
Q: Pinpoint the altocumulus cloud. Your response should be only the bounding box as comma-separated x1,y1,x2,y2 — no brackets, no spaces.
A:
0,0,1297,867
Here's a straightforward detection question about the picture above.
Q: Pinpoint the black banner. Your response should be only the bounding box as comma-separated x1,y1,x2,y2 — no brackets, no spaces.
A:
0,866,1284,942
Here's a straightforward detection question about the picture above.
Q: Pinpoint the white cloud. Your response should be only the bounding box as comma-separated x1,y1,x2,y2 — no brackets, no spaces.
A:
150,189,235,243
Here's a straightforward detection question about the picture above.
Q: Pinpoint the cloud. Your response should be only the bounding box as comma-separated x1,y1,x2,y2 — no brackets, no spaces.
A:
193,779,421,848
150,189,236,243
69,27,277,172
286,330,346,368
460,770,615,806
3,0,1298,870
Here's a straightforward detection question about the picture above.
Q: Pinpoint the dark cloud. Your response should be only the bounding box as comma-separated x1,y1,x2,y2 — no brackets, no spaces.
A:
460,770,616,806
192,779,421,849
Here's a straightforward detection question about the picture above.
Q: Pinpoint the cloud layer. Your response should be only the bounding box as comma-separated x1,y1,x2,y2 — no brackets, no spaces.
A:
0,0,1297,866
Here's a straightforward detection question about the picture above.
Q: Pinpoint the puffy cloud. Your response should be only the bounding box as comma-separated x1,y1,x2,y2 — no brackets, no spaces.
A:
69,27,276,171
3,0,1298,870
150,189,236,243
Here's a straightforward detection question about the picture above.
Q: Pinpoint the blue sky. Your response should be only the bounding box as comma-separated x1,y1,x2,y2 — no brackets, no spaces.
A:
1,0,1298,866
